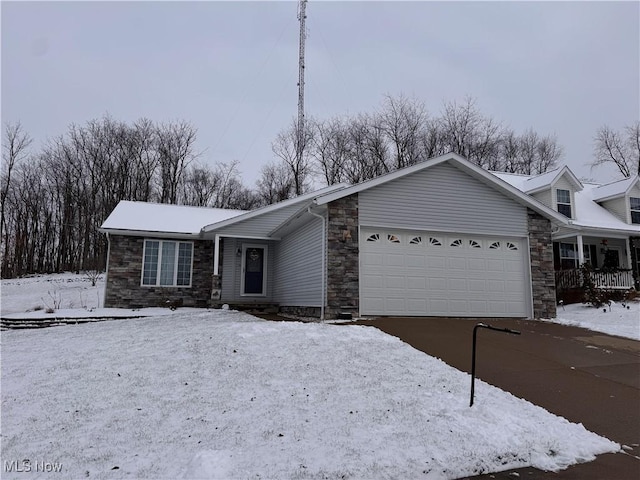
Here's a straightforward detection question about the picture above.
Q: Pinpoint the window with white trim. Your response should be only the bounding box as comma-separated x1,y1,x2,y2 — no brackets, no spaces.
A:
559,242,591,270
142,240,193,287
556,189,572,218
630,197,640,224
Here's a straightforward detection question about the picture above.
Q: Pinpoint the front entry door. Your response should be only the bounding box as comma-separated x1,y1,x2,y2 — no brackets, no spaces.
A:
243,246,266,295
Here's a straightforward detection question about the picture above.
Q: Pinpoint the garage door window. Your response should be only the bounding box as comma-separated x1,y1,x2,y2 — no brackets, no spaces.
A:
469,240,482,249
429,237,442,246
507,242,519,251
450,239,463,247
387,234,401,244
489,241,501,250
409,236,423,245
366,233,380,242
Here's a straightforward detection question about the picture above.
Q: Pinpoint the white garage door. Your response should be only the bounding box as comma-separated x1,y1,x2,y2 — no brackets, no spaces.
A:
360,229,530,317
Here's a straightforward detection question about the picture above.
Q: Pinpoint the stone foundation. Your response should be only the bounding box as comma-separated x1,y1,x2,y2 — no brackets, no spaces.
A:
278,305,322,319
105,235,213,308
528,209,556,319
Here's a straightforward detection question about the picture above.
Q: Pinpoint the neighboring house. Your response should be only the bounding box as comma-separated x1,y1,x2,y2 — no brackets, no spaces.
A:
101,153,580,320
493,168,640,297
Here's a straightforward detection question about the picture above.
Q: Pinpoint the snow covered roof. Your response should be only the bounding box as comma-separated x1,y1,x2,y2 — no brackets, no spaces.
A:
519,166,583,194
494,171,640,235
592,175,639,202
100,201,247,238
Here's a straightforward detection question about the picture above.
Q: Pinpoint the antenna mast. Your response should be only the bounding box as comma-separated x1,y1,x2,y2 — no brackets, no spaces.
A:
296,0,307,171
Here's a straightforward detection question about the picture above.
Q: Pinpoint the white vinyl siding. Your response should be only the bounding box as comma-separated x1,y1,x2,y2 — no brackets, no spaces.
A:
142,240,193,287
532,190,552,209
359,163,528,236
273,216,324,306
215,204,311,238
601,197,629,223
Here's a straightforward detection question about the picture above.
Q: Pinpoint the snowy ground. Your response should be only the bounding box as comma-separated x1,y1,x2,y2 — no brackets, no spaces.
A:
0,273,625,479
551,300,640,341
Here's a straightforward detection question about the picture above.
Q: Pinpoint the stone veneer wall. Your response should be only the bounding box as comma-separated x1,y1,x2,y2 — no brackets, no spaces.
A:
326,194,359,319
527,209,556,319
105,235,213,308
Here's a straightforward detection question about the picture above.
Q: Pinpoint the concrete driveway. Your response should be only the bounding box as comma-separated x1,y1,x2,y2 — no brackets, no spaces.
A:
354,317,640,480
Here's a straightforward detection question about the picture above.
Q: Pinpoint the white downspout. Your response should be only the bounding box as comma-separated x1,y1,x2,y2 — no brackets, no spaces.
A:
103,232,110,308
625,237,633,270
308,207,326,321
213,234,220,276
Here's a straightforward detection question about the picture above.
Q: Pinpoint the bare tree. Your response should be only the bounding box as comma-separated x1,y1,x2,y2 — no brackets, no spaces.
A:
1,122,32,248
156,121,198,203
592,122,640,177
271,119,314,196
256,161,295,205
534,133,563,174
378,94,427,169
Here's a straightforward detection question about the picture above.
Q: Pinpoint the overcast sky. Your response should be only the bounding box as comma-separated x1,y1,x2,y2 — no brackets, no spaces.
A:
2,1,639,186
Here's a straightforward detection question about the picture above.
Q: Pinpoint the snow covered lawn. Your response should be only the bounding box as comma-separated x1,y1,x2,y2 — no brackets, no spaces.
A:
2,309,619,480
551,300,640,341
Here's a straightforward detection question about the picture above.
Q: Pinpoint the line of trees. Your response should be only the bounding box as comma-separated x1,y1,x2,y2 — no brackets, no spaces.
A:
268,95,564,195
3,95,571,278
0,118,259,278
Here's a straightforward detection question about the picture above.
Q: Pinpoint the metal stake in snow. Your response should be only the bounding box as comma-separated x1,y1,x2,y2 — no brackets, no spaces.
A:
470,323,520,407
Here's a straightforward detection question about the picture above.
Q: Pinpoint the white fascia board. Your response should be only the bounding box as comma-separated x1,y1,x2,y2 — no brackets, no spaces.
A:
554,225,638,241
201,184,346,233
98,228,202,240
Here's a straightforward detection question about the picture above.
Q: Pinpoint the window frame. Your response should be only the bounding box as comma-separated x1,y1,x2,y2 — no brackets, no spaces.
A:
630,197,640,224
556,189,572,218
141,239,194,288
559,242,592,270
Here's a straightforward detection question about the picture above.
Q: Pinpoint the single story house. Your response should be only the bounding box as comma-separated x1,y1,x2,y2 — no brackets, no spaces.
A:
101,153,578,319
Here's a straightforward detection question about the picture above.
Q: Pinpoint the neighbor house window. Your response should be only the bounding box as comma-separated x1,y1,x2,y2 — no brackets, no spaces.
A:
630,197,640,224
559,243,591,270
142,240,193,287
556,189,572,218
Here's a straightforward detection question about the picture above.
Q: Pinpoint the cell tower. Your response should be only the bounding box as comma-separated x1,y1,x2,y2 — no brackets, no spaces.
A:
296,0,308,170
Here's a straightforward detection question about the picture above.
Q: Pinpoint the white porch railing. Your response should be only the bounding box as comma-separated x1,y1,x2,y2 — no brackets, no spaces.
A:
591,270,635,289
555,269,635,290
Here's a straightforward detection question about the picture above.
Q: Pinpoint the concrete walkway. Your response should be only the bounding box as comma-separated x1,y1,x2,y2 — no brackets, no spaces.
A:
354,317,640,480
